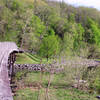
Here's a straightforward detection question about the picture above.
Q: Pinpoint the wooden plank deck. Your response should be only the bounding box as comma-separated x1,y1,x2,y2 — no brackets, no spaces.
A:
0,42,19,100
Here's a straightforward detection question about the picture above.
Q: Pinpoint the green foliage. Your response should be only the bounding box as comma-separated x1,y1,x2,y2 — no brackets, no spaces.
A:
1,0,100,58
14,71,97,100
10,0,21,11
94,76,100,93
15,53,49,64
39,29,59,59
68,13,75,23
89,19,100,46
14,88,39,100
21,15,46,51
73,23,85,50
63,22,85,56
30,15,46,37
84,18,100,49
63,33,74,56
15,53,38,64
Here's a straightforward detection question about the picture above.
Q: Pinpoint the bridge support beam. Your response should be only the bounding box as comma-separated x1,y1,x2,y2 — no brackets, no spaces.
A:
8,53,16,82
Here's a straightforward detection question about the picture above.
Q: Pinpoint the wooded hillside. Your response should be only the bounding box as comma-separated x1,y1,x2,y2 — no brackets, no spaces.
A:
1,0,100,58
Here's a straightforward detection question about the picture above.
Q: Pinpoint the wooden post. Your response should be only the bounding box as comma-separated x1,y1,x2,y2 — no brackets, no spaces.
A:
7,52,16,84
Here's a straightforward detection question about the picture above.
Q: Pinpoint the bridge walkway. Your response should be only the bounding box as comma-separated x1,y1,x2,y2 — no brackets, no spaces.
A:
0,42,22,100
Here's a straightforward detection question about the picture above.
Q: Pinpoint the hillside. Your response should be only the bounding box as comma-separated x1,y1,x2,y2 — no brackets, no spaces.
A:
1,0,100,59
1,0,100,100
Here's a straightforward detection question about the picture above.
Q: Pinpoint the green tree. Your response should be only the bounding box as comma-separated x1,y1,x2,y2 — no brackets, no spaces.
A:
85,18,100,46
39,28,59,60
89,19,100,46
20,14,46,52
73,23,85,49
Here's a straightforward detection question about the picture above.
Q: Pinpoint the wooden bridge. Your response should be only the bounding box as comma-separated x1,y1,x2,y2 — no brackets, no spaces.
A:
0,42,100,100
0,42,22,100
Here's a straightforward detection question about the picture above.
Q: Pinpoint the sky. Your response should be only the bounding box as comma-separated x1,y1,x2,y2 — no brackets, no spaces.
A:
52,0,100,10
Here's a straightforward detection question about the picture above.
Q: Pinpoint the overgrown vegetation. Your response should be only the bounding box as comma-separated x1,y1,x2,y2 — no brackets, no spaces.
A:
1,0,100,58
1,0,100,99
15,53,50,64
14,65,100,100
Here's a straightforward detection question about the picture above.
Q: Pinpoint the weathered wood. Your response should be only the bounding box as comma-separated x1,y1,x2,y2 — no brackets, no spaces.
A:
0,42,21,100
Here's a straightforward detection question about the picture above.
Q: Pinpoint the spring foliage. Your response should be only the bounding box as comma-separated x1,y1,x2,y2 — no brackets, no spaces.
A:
1,0,100,58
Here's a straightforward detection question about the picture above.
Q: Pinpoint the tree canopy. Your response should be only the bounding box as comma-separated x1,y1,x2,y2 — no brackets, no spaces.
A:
1,0,100,58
